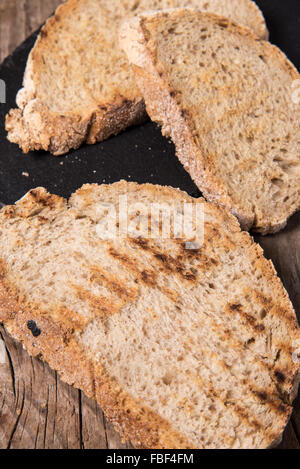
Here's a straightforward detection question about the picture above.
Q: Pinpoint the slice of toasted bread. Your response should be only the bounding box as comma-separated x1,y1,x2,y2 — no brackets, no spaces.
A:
0,181,299,448
5,0,268,156
120,9,300,234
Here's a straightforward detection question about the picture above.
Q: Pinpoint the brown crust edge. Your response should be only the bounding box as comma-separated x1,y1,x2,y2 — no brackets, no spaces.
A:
247,0,269,40
5,94,147,157
119,9,300,234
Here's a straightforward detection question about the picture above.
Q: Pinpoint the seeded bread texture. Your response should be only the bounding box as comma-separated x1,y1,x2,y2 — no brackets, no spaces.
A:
120,9,300,234
5,0,268,156
0,181,299,448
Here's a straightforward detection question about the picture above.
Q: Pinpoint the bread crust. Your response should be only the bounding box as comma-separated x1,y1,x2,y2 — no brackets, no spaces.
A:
0,182,299,449
120,10,300,234
5,0,268,156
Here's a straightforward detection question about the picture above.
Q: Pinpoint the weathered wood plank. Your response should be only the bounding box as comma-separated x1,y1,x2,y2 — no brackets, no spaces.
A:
0,324,131,449
0,0,63,62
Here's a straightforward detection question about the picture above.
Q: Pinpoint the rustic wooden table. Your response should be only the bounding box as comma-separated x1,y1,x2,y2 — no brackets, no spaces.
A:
0,0,299,450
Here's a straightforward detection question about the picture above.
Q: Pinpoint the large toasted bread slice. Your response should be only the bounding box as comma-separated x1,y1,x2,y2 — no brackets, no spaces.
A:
120,9,300,234
0,181,299,448
5,0,268,156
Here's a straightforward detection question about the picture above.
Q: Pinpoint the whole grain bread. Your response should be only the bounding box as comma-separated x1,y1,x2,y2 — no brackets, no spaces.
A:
0,181,299,448
120,9,300,234
5,0,268,156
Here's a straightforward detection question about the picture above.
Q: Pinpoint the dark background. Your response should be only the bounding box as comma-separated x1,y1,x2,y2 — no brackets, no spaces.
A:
0,0,299,206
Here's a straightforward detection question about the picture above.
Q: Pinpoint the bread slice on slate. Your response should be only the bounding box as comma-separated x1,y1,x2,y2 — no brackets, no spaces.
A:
5,0,268,156
120,9,300,234
0,181,299,449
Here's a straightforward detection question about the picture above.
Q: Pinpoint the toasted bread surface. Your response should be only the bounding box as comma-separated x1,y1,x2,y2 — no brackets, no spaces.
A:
120,9,300,234
5,0,268,155
0,181,299,448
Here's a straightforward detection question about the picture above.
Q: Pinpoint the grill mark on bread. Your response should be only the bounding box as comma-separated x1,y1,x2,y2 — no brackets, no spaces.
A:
274,370,286,383
250,289,297,325
89,265,138,301
183,338,288,425
225,303,265,333
129,238,205,281
71,284,122,319
212,349,290,417
188,371,278,438
107,246,159,287
199,315,288,396
250,388,290,415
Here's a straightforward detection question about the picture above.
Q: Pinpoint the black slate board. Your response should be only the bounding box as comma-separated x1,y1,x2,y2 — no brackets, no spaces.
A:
0,0,299,207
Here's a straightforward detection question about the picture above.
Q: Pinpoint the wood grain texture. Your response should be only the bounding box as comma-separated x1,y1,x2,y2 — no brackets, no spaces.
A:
0,0,63,62
0,0,299,450
0,324,132,449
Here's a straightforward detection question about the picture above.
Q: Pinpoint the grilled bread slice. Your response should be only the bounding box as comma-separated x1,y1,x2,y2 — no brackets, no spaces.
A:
0,181,299,449
120,9,300,234
5,0,268,156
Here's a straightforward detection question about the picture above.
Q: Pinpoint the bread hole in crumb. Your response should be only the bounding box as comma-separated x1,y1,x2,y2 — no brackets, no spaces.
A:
259,55,267,64
260,309,267,319
246,337,255,346
271,178,284,189
130,0,140,11
162,373,173,385
218,20,228,28
279,161,300,177
274,156,284,163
